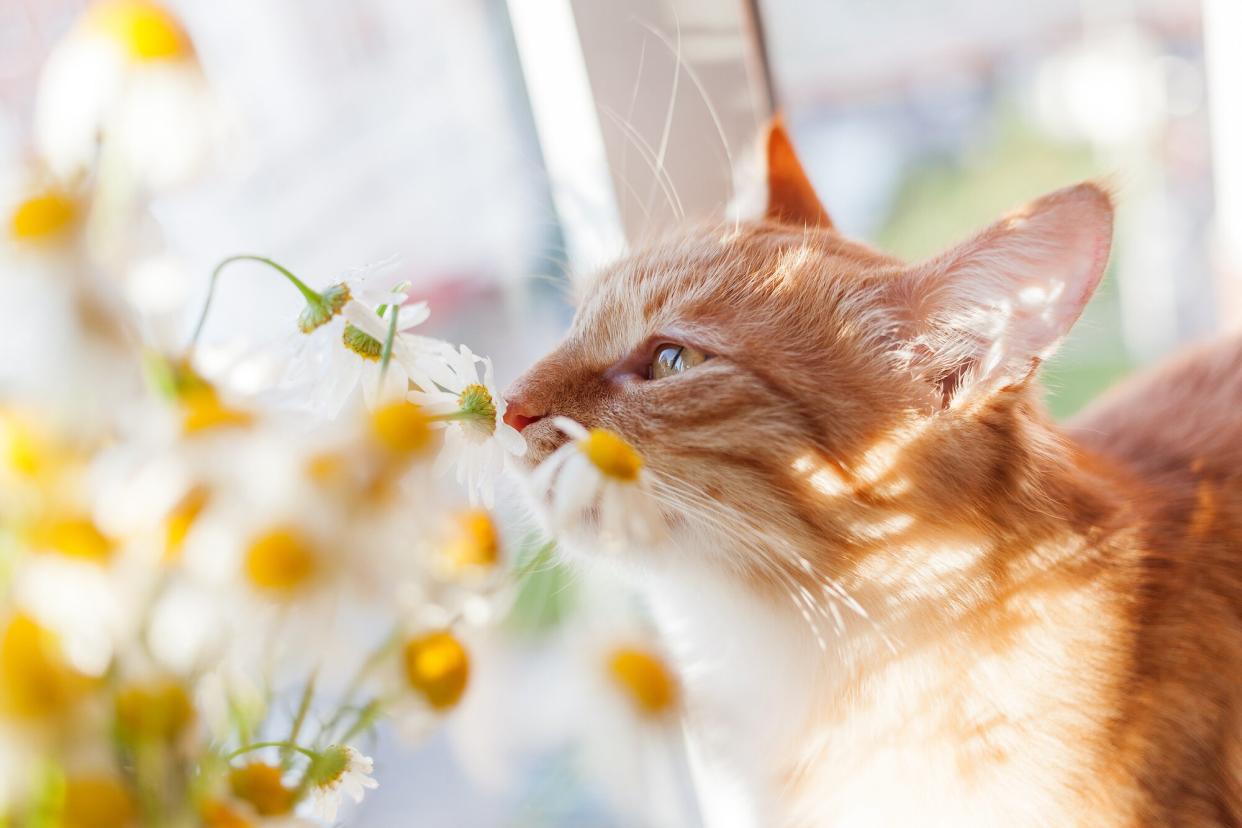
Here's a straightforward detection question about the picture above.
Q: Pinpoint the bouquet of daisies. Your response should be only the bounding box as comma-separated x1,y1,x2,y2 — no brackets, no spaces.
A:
0,3,539,825
1,3,694,826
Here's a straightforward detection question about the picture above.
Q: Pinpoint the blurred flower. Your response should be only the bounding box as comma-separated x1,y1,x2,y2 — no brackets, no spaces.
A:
607,646,678,719
1,184,135,411
114,677,195,744
89,0,191,60
402,629,471,712
61,773,138,827
444,508,501,571
530,418,664,545
7,188,80,244
367,399,433,459
34,1,218,190
228,762,295,817
309,745,378,822
572,605,694,828
409,345,526,507
0,612,97,721
280,271,435,417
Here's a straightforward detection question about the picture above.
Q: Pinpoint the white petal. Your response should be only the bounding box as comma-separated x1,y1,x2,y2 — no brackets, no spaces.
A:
342,301,388,340
551,417,588,440
554,457,599,526
529,445,571,496
494,423,527,457
398,300,431,330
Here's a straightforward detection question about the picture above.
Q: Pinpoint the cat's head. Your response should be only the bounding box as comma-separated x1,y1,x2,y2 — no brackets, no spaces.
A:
504,120,1113,589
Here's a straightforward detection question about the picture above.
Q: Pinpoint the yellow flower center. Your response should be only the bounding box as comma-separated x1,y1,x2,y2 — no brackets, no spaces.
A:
607,647,677,718
115,679,194,742
342,322,383,360
228,763,294,817
244,527,317,595
446,509,499,570
164,486,208,562
370,401,431,457
0,614,95,720
180,386,254,436
62,775,137,828
579,428,642,481
88,1,191,61
402,630,469,711
456,384,497,437
28,515,115,563
9,191,77,241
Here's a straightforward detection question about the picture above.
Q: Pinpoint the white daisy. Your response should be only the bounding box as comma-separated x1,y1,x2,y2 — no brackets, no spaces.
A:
530,418,664,546
277,270,434,418
33,0,219,191
407,345,526,507
309,745,379,822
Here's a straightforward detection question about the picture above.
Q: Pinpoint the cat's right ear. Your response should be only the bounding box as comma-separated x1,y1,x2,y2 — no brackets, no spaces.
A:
764,117,834,228
890,182,1114,408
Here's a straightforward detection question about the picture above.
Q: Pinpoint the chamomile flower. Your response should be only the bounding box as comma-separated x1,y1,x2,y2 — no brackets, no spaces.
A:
34,0,219,190
1,184,136,411
278,270,435,418
408,345,526,507
309,745,379,822
378,619,478,743
530,418,664,545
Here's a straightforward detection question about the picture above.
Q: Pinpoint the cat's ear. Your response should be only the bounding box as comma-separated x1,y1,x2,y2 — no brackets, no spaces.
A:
893,182,1114,407
764,117,834,228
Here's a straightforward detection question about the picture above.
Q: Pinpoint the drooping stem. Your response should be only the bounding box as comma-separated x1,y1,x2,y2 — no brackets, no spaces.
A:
186,255,322,354
225,741,320,762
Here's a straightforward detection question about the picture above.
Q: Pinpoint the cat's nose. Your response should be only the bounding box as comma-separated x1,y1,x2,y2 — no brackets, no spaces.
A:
502,397,545,433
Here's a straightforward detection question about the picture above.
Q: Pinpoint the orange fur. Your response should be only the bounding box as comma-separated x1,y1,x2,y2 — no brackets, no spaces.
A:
506,122,1242,826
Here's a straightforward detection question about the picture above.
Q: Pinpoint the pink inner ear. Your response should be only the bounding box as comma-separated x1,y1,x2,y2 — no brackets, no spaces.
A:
903,182,1114,402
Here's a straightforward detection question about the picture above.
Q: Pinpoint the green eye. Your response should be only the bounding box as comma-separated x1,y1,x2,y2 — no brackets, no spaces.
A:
649,344,707,380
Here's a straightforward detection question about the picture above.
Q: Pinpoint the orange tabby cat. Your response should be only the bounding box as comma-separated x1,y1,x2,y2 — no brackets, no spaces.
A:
504,120,1242,827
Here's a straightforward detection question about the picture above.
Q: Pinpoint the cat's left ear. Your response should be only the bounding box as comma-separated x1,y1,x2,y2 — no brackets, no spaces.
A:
893,182,1114,407
764,117,834,228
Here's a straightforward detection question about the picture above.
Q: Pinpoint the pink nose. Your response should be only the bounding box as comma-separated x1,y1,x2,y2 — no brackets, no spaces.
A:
502,397,544,433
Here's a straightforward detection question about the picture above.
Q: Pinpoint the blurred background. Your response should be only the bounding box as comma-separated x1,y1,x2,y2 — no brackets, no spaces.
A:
1,0,1235,824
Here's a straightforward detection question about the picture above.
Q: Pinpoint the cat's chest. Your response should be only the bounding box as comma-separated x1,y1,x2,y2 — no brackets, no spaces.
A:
640,562,1108,828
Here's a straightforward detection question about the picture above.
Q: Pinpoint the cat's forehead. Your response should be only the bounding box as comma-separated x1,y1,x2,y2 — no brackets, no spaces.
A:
566,224,900,360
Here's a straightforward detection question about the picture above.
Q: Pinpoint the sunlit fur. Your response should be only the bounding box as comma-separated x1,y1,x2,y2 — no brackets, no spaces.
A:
506,124,1242,826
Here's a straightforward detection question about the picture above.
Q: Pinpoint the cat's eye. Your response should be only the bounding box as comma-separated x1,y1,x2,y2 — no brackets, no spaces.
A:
648,344,707,380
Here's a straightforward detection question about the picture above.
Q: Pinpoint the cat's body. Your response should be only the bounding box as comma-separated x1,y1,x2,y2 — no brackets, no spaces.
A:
506,122,1242,826
649,334,1242,828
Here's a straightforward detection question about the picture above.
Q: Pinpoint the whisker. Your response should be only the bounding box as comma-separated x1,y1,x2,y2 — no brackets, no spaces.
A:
600,106,686,221
634,19,735,189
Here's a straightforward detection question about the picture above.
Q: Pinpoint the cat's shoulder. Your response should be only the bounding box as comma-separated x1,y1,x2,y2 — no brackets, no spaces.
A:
1066,334,1242,484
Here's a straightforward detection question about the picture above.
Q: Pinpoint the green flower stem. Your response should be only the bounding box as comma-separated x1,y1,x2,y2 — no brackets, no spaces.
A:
225,740,321,763
321,631,399,741
379,303,400,382
282,670,318,771
186,255,322,354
